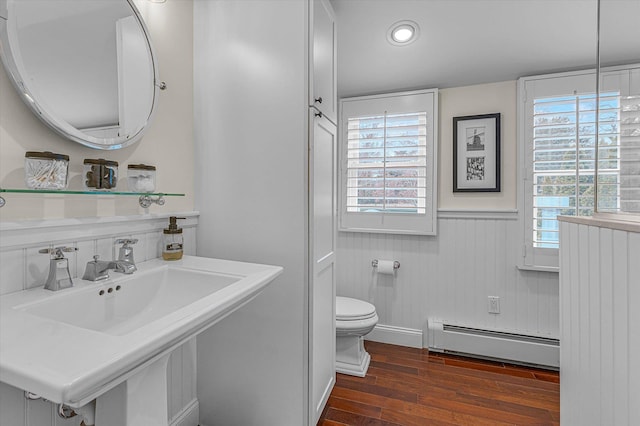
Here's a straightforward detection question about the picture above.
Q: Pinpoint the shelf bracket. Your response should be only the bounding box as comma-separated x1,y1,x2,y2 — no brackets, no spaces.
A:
139,194,166,208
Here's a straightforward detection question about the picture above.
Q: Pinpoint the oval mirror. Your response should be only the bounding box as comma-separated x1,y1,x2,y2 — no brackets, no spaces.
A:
0,0,160,150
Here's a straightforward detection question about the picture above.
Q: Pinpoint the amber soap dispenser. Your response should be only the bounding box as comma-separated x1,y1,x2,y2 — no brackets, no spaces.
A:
162,216,184,260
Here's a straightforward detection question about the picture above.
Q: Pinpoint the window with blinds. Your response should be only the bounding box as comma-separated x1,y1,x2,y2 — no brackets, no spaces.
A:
532,92,620,248
346,112,427,214
611,94,640,213
339,89,438,235
519,66,640,270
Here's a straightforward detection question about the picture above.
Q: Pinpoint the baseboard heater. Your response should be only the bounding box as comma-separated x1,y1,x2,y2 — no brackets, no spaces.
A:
428,320,559,369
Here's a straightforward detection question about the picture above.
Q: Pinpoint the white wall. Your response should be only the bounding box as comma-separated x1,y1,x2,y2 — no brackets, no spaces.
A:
337,81,560,344
439,81,517,210
193,1,308,425
0,0,194,221
338,212,559,343
560,217,640,425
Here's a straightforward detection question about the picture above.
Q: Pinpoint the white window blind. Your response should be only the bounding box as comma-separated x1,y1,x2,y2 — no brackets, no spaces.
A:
340,89,438,235
611,94,640,213
532,92,620,248
519,65,640,270
346,112,427,214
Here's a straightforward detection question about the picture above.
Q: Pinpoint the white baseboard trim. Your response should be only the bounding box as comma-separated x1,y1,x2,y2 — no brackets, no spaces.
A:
170,398,199,426
364,324,423,349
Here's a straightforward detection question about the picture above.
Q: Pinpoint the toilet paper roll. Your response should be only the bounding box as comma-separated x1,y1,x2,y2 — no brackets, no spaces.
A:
376,260,396,275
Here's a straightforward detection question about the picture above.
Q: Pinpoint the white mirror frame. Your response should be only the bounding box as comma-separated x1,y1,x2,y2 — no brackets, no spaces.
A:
0,0,160,150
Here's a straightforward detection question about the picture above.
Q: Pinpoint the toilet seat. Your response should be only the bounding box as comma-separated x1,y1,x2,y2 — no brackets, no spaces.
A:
336,296,376,321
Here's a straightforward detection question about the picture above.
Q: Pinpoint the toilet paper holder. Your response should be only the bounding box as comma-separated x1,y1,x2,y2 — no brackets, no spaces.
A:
371,259,400,270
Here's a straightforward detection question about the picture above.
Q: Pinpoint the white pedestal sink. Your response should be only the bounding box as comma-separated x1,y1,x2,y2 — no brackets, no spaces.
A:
0,256,282,425
94,353,171,425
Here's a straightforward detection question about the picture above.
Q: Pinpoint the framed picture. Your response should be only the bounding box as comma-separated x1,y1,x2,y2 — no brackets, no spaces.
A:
453,113,501,192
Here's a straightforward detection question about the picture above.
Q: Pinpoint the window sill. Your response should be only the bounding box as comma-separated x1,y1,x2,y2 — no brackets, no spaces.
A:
516,264,559,273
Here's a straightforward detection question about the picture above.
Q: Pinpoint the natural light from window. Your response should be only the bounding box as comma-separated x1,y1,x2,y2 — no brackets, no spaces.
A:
532,92,620,248
346,112,427,214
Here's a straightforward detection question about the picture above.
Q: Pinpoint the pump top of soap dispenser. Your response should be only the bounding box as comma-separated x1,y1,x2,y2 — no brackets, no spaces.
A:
164,216,185,234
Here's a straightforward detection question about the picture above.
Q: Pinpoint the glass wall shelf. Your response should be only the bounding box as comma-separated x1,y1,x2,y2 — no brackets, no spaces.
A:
0,188,185,208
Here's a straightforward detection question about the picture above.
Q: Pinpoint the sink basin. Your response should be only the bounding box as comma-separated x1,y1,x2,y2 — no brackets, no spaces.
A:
20,266,242,335
0,255,282,419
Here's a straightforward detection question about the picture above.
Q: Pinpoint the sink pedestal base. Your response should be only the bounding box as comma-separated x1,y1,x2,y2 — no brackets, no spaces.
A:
94,354,171,426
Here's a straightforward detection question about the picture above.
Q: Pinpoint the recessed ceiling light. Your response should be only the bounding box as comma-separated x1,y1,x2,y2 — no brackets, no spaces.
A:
387,20,420,46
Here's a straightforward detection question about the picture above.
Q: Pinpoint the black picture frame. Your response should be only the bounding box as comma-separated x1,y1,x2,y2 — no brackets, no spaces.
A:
453,113,501,192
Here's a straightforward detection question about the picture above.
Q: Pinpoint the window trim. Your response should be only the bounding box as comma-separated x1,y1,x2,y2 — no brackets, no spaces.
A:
338,89,438,235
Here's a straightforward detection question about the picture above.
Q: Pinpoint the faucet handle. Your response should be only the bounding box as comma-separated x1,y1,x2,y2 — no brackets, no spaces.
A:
115,239,137,268
40,246,77,291
39,246,78,259
115,239,138,246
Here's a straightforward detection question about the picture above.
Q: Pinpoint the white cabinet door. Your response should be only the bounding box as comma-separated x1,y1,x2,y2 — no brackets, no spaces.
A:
309,110,337,424
310,0,337,124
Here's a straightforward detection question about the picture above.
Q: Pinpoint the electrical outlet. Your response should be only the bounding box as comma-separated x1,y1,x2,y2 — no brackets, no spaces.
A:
488,296,500,314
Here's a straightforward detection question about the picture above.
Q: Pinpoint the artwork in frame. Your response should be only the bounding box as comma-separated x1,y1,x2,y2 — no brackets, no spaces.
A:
453,113,501,192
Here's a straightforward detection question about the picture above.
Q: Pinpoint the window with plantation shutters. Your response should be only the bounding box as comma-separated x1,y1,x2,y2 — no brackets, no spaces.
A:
340,90,438,235
532,92,620,248
518,65,640,270
346,112,427,213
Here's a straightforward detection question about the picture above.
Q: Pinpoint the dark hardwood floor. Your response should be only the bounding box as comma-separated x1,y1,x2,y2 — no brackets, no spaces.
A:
318,341,559,426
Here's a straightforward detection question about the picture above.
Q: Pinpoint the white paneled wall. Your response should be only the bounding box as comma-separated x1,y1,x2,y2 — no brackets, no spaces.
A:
0,214,198,296
0,213,199,426
337,211,560,344
559,217,640,426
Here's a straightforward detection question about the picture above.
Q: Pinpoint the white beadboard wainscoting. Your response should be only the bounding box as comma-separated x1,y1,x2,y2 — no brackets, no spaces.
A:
337,210,560,364
0,213,199,426
559,217,640,426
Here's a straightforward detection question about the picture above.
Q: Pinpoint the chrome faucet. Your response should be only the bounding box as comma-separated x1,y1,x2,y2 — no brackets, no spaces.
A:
115,238,138,272
39,246,78,291
83,238,138,281
82,255,136,281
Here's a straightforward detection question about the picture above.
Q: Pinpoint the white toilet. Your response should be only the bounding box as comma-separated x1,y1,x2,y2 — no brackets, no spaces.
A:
335,296,379,377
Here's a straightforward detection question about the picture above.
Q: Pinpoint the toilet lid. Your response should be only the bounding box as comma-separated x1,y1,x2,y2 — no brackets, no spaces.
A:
336,296,377,320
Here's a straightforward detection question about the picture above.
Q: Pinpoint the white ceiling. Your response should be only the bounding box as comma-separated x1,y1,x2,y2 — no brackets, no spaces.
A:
333,0,640,98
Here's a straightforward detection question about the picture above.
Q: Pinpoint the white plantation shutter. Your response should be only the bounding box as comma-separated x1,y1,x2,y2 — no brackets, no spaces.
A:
346,112,427,214
608,93,640,213
532,92,620,248
519,65,640,269
340,90,438,235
